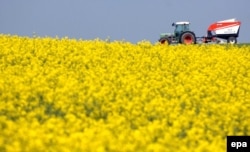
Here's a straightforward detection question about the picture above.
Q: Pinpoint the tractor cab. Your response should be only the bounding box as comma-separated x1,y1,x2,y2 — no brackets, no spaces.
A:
172,22,190,38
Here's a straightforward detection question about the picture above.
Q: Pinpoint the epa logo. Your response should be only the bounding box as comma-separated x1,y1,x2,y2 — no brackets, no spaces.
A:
227,136,250,152
231,142,247,149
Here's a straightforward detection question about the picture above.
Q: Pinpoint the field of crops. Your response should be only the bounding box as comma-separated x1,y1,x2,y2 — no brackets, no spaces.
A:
0,34,250,152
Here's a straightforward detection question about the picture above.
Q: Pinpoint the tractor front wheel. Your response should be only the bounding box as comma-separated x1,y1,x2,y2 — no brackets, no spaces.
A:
159,38,170,45
180,32,196,44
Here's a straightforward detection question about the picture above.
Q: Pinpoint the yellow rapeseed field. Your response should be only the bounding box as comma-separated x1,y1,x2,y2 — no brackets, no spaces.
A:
0,34,250,152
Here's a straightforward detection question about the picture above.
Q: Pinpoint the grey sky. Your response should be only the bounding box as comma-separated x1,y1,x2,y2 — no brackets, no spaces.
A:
0,0,249,43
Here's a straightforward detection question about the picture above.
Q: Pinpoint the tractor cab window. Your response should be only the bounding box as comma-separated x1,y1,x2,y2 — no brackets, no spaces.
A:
183,24,189,31
175,25,183,33
175,24,189,33
175,24,190,37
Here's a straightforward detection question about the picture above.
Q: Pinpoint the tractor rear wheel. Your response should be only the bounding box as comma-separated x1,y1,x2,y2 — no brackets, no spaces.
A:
180,32,196,44
227,37,237,44
159,38,170,45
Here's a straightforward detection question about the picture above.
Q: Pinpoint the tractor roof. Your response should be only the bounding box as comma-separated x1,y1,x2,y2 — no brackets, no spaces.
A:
175,21,190,25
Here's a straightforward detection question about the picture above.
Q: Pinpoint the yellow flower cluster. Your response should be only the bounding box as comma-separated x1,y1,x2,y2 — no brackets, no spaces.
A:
0,34,250,152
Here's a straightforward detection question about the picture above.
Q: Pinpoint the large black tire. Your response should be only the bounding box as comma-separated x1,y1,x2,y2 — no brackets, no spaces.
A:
159,37,171,45
227,37,237,44
180,32,196,44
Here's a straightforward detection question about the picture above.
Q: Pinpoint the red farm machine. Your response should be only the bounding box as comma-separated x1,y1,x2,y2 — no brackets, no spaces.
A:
159,18,241,45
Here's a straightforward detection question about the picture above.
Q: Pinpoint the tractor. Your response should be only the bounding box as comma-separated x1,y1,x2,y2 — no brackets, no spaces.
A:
159,21,196,45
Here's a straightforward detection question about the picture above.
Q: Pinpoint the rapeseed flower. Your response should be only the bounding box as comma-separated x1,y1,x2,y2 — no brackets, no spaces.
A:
0,34,249,151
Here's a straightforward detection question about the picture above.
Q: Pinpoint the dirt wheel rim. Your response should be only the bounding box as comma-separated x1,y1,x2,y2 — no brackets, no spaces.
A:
160,39,169,45
184,35,193,44
160,40,166,44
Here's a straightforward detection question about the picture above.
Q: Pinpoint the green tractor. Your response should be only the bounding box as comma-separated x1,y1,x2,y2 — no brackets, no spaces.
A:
159,21,196,45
